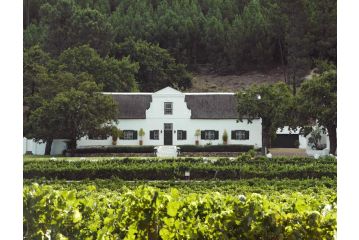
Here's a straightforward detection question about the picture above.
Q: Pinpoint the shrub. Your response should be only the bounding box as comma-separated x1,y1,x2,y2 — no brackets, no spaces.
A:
179,144,254,152
222,130,228,144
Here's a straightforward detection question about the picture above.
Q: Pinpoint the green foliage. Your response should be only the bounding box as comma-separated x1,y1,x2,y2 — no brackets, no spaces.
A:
111,127,119,143
70,8,115,56
296,63,337,154
236,82,294,153
23,23,47,48
27,81,117,149
23,183,336,239
23,45,51,100
308,127,326,150
138,128,145,138
23,156,337,180
222,130,228,143
24,177,337,196
194,129,201,138
58,45,139,92
113,38,192,91
24,0,336,72
64,144,254,155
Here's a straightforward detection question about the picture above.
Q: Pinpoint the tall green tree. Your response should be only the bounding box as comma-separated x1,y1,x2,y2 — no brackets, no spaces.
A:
70,8,115,56
296,62,337,154
39,0,76,56
236,82,294,155
23,23,47,49
23,45,51,101
113,39,192,91
282,0,312,94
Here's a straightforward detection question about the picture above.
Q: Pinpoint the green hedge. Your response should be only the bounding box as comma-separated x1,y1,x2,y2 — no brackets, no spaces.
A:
179,144,254,152
23,157,337,180
66,144,254,155
68,145,156,154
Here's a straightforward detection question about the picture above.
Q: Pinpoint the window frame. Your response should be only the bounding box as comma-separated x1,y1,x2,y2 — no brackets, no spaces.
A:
178,130,183,140
233,130,249,140
205,130,215,140
164,102,173,115
150,130,159,140
123,130,134,140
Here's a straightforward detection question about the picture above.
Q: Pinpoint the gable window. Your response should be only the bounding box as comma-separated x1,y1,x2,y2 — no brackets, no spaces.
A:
177,130,187,140
164,102,173,115
150,130,159,140
231,130,249,140
201,130,219,140
122,130,138,140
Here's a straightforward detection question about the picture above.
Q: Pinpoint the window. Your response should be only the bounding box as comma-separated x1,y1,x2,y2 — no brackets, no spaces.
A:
164,123,173,130
231,130,249,140
150,130,159,140
123,130,138,140
177,130,187,140
201,130,219,140
164,102,173,115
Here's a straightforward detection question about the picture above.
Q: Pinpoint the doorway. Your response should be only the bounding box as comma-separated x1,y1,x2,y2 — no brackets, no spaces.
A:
164,123,173,145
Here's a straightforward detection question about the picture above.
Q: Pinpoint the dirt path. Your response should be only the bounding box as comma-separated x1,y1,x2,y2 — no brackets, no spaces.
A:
269,148,308,157
189,67,285,92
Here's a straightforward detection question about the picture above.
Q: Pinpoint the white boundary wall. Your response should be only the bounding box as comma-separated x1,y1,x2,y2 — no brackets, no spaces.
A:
23,138,67,155
276,126,330,151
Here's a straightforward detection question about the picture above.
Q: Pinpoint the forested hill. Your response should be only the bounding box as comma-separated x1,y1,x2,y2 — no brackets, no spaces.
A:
24,0,336,94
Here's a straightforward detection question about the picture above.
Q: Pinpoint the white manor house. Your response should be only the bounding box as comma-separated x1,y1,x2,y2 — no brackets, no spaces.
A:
23,87,329,155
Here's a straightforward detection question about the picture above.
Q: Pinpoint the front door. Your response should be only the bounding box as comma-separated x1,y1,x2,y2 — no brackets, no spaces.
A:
164,123,173,145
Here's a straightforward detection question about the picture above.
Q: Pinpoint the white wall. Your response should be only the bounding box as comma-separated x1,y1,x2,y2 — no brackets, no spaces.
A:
77,87,262,148
276,126,330,150
23,138,46,155
23,138,68,155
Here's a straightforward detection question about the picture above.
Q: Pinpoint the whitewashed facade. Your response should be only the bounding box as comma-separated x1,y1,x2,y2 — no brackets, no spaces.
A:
24,87,329,155
77,87,262,148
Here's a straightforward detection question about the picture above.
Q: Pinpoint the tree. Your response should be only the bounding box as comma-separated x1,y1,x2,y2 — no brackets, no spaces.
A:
296,62,337,154
27,81,118,154
58,45,139,92
113,39,192,91
39,0,76,56
236,82,294,155
70,8,115,56
23,23,47,49
23,45,51,102
282,0,312,94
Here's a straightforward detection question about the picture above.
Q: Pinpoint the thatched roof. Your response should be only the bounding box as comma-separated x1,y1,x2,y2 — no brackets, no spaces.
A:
111,94,152,119
185,94,238,119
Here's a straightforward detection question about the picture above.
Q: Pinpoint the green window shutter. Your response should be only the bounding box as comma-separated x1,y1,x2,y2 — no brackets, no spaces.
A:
133,130,138,140
201,131,205,140
245,131,249,140
214,131,219,140
150,130,154,140
183,131,187,140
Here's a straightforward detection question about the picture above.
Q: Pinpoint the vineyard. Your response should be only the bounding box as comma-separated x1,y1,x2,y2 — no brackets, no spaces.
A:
23,156,337,239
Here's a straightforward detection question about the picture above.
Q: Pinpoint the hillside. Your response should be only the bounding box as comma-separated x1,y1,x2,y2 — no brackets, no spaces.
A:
188,67,286,92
